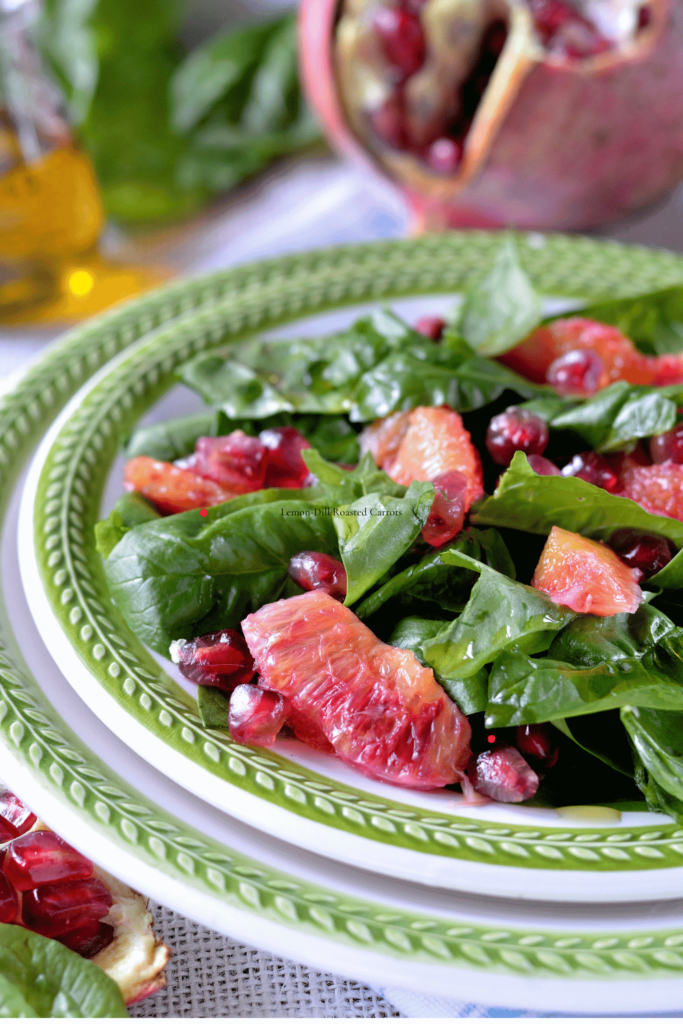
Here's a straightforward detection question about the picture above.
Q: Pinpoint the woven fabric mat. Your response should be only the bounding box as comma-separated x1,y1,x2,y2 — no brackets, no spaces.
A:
129,902,402,1018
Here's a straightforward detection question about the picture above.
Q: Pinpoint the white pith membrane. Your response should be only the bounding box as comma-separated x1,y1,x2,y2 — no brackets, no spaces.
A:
2,821,170,1005
335,0,651,196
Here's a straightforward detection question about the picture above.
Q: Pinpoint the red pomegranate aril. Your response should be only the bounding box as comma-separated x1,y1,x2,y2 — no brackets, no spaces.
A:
260,426,312,489
415,316,446,341
194,432,267,492
638,5,651,28
650,424,683,465
527,454,561,476
4,831,93,891
288,551,348,600
0,791,37,838
0,871,18,923
485,407,549,466
547,349,604,396
426,137,463,174
515,724,558,765
368,93,408,149
373,6,426,78
59,920,115,958
22,877,113,939
422,470,467,547
171,630,255,692
229,684,289,748
467,744,539,802
561,451,619,492
608,529,674,581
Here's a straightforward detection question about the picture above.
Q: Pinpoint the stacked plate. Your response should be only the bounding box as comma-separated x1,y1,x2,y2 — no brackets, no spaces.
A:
5,232,683,1014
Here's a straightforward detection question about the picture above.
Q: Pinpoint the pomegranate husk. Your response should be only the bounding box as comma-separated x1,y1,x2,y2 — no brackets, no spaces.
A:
300,0,683,231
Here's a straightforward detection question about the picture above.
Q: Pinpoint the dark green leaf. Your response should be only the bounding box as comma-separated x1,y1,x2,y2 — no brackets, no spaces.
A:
472,452,683,587
578,287,683,356
621,706,683,811
388,616,447,656
554,714,635,778
458,235,542,357
198,686,230,729
0,924,127,1017
335,483,434,606
95,494,160,558
124,411,229,461
102,492,339,654
304,450,406,505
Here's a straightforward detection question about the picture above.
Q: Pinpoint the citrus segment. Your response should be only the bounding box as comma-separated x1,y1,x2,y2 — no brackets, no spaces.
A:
123,456,234,514
620,462,683,522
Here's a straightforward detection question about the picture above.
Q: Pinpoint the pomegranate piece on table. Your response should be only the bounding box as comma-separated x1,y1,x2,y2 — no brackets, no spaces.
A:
0,789,36,838
124,456,234,514
561,451,619,492
242,590,472,789
0,870,18,923
170,629,255,692
608,528,674,580
421,470,467,547
4,830,93,890
288,551,348,600
229,684,290,748
485,406,549,466
60,920,116,958
467,744,539,803
531,525,642,615
22,877,113,939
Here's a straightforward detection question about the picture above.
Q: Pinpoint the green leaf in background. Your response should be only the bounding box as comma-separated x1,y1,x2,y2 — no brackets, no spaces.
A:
621,707,683,818
0,924,127,1017
197,686,231,729
473,452,683,587
420,550,574,688
101,491,339,654
579,287,683,356
457,235,543,357
335,482,434,606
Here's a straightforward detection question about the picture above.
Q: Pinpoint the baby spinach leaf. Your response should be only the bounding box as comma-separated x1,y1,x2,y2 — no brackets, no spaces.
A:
335,483,434,606
473,452,683,587
420,550,574,688
124,410,230,461
0,924,127,1017
544,383,678,453
458,235,542,357
95,494,161,558
198,687,231,730
388,616,448,656
304,450,406,505
102,494,339,654
621,706,683,809
578,287,683,356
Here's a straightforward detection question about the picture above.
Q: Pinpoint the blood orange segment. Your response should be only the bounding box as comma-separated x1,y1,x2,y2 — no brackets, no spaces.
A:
531,525,642,616
242,591,471,789
620,462,683,522
500,318,656,388
124,456,234,514
362,406,484,511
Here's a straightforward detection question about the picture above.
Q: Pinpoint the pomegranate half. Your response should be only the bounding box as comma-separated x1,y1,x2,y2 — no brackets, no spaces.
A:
300,0,683,230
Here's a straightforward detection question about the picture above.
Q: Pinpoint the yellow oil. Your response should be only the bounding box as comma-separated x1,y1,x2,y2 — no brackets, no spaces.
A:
0,131,166,324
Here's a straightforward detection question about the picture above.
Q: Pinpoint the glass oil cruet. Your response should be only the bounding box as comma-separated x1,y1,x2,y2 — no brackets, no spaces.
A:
0,0,163,324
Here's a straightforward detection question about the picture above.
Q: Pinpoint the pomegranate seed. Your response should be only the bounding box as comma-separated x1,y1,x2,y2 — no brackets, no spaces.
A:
528,0,609,55
547,349,604,396
608,529,674,581
467,744,539,802
171,630,255,692
515,724,558,765
260,427,312,489
193,432,267,491
650,424,683,465
59,920,115,958
0,791,36,838
0,871,18,923
561,451,619,492
368,93,408,149
485,407,549,466
422,470,467,547
4,832,93,891
22,877,113,938
288,551,348,600
426,137,463,174
527,454,561,476
638,5,651,28
373,6,426,78
485,18,507,55
229,684,289,748
415,316,446,341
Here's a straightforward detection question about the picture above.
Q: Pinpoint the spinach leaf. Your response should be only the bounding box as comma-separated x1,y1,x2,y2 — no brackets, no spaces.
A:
621,706,683,810
102,493,339,654
335,483,434,606
124,410,230,461
421,550,574,690
578,287,683,357
487,605,683,727
388,616,447,655
355,528,513,621
472,452,683,587
304,450,406,505
0,924,127,1016
457,235,543,357
542,383,678,453
198,687,231,729
95,493,161,558
554,713,635,778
